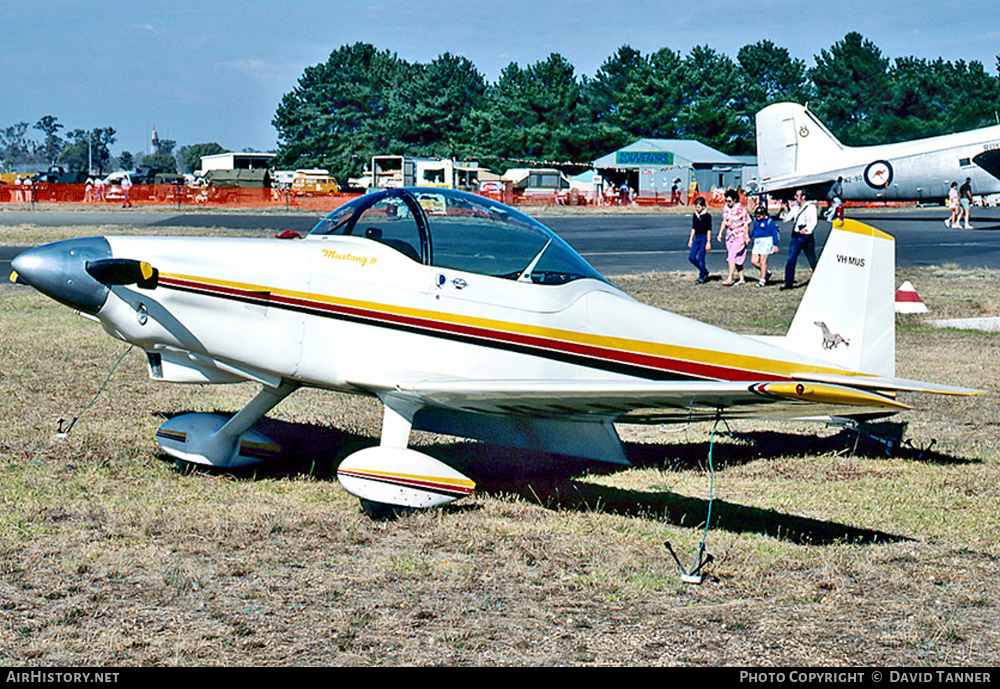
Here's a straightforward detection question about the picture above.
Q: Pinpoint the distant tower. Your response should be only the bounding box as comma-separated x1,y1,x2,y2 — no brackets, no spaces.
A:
151,125,159,156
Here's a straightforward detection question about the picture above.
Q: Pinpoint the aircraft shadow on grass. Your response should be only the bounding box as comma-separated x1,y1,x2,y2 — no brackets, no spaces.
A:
154,412,978,545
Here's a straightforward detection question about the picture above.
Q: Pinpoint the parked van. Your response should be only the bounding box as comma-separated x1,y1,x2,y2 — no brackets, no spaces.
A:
291,169,339,196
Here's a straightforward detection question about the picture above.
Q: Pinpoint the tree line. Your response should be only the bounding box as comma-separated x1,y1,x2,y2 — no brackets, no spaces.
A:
273,32,1000,182
6,32,999,183
1,117,229,178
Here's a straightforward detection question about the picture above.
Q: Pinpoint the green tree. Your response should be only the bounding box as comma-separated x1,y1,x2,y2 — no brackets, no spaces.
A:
878,57,955,142
141,153,178,173
675,46,749,154
55,127,115,174
1,122,34,166
579,45,684,150
473,53,595,168
617,47,686,140
182,142,228,173
33,115,64,165
57,130,89,172
941,59,1000,133
583,46,648,136
737,40,812,116
155,138,177,157
118,151,134,171
273,42,408,181
809,32,891,145
390,53,486,157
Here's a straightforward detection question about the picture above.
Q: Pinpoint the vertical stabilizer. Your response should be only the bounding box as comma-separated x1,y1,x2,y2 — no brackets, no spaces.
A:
782,220,896,376
756,103,846,182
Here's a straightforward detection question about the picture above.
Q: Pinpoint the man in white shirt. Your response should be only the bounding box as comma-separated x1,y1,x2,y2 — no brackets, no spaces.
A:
781,189,818,290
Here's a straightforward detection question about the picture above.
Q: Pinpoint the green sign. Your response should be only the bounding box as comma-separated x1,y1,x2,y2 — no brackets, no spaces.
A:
615,151,674,166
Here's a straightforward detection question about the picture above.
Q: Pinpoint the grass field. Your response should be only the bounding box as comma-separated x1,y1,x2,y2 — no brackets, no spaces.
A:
1,222,998,666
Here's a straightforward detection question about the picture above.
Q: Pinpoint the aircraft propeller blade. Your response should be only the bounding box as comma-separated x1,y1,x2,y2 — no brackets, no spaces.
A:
85,258,159,289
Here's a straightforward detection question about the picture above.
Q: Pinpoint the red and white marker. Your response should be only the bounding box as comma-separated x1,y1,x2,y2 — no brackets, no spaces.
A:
895,281,928,314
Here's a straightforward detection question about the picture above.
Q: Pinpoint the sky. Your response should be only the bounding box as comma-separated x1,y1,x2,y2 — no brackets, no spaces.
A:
3,0,1000,159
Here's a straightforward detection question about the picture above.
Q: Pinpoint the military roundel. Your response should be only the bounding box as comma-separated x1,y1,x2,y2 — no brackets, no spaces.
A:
863,160,894,189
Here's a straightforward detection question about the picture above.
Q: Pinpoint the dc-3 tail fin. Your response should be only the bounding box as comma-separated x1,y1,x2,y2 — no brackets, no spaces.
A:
782,219,896,377
756,102,846,182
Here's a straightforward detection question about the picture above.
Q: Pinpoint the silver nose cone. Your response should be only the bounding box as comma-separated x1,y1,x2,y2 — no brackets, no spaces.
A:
11,237,113,314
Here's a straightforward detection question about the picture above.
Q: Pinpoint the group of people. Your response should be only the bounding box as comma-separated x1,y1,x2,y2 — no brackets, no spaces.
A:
946,177,974,229
687,188,817,289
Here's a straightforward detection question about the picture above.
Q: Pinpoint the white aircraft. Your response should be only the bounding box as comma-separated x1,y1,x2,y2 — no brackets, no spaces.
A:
10,188,979,515
756,102,1000,202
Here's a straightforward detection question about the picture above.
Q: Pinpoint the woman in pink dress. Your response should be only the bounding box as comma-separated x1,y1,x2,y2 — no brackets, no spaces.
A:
717,189,750,285
946,181,961,228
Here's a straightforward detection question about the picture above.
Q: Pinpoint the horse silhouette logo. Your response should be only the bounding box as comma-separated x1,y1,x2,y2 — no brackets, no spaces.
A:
814,321,850,350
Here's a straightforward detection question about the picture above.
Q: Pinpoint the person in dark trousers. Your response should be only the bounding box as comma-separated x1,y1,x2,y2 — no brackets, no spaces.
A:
780,189,818,289
688,196,711,283
824,176,843,222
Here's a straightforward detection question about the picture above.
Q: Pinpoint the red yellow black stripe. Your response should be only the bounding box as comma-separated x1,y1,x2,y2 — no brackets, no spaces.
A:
156,273,843,384
337,467,475,499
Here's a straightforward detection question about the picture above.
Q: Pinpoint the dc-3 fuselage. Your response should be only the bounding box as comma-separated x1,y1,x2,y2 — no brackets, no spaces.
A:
11,188,979,512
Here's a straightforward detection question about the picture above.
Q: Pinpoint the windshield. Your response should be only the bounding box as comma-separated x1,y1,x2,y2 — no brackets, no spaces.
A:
309,188,605,285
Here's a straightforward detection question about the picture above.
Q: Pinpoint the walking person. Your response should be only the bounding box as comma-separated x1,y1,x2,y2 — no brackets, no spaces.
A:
824,176,844,222
718,189,750,286
121,174,133,208
946,182,960,227
688,196,712,284
959,177,973,228
780,189,818,290
750,206,779,286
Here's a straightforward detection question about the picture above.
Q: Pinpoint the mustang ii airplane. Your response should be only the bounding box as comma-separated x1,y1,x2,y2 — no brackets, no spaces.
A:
11,188,978,514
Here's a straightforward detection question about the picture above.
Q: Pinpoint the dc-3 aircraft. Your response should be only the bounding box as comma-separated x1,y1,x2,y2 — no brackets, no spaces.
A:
756,102,1000,201
11,188,980,515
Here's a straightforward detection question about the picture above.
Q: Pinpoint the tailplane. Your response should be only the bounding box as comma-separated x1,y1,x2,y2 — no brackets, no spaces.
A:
781,219,896,377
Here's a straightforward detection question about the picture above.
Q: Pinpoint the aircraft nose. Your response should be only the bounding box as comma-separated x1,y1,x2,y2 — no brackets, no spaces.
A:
11,237,113,314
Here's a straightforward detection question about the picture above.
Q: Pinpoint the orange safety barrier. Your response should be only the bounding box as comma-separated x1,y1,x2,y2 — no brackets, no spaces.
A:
0,182,365,210
0,182,810,214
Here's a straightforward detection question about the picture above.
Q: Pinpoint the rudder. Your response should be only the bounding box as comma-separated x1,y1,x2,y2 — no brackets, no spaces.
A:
782,219,896,377
756,102,846,182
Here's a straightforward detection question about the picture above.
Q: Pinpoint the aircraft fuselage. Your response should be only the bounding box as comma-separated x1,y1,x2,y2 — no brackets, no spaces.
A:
756,102,1000,201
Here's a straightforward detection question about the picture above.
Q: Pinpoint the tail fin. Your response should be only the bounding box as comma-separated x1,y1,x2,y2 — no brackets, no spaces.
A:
782,219,896,377
756,102,846,182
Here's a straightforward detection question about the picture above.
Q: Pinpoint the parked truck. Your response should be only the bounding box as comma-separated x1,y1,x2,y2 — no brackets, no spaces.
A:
366,156,487,191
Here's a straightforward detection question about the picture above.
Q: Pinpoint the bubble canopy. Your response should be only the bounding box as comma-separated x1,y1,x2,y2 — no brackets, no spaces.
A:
309,187,607,285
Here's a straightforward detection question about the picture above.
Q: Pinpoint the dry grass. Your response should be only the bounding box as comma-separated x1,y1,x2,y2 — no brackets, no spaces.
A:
1,224,998,666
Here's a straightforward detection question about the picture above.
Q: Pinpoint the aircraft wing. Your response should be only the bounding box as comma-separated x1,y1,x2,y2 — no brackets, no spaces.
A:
346,375,944,425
